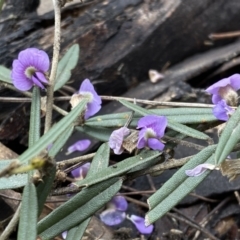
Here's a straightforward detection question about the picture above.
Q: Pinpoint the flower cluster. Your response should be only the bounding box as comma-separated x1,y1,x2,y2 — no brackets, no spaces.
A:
206,74,240,121
109,115,167,154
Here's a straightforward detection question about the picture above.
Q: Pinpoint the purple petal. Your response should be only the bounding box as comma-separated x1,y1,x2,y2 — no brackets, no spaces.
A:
32,76,45,89
137,128,147,149
147,138,165,151
62,231,67,239
71,162,91,179
84,101,102,120
35,72,48,83
229,74,240,90
128,215,154,234
137,115,167,138
185,163,215,177
109,195,128,211
67,139,91,154
206,77,231,95
137,115,161,129
100,209,126,226
109,127,130,155
212,99,234,121
79,79,102,105
18,48,50,72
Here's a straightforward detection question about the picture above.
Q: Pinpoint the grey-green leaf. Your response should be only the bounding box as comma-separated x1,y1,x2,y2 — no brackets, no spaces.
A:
147,145,216,210
0,65,11,84
76,150,161,188
38,179,122,240
65,218,91,240
0,160,27,189
18,99,87,164
54,44,80,91
17,183,38,240
29,87,41,147
215,106,240,164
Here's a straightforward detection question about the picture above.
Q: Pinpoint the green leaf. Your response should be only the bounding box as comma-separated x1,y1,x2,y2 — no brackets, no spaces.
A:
48,126,74,158
17,183,38,240
18,99,87,164
87,143,109,176
65,218,91,240
215,106,240,164
38,179,122,240
37,177,119,234
0,160,27,189
147,145,216,210
119,99,211,141
77,125,113,142
0,65,11,84
29,87,41,147
76,150,161,188
54,44,80,91
36,166,56,216
146,155,214,225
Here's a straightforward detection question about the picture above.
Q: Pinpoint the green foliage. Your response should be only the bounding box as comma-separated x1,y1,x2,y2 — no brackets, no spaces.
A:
54,44,80,91
17,183,38,240
0,65,11,84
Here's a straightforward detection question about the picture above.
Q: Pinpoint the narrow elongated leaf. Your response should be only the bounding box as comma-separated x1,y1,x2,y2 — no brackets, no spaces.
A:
87,143,109,176
148,145,216,209
119,99,211,141
18,183,38,240
29,87,41,147
48,126,74,158
85,114,216,128
65,218,91,240
215,106,240,164
0,160,27,189
0,65,11,83
76,150,161,187
77,125,113,142
146,155,214,225
18,99,87,164
38,179,122,240
37,177,119,233
54,44,80,91
36,166,56,216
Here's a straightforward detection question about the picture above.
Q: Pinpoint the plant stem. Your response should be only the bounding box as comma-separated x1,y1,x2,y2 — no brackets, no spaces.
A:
44,0,62,134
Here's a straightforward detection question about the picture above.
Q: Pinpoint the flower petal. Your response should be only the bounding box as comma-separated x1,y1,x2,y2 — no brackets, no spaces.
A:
71,162,91,179
67,139,91,154
109,195,128,211
212,99,234,121
100,209,126,226
109,127,130,155
185,163,216,177
147,138,165,151
128,215,154,234
62,231,67,239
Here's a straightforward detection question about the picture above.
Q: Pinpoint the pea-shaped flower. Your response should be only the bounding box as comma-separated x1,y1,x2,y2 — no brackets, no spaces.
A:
206,74,240,106
11,48,50,91
70,79,102,119
137,115,167,151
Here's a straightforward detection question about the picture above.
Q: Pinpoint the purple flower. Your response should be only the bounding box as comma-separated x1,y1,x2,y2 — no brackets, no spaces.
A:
213,99,235,121
206,74,240,105
70,79,102,119
11,48,50,91
100,195,128,226
137,115,167,151
109,127,130,155
62,231,67,239
185,163,216,177
67,139,91,154
128,215,154,234
71,162,90,180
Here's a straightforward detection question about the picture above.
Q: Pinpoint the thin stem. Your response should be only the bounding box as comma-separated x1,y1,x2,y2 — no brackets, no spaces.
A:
100,95,215,108
0,203,21,240
0,97,32,102
44,0,61,134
